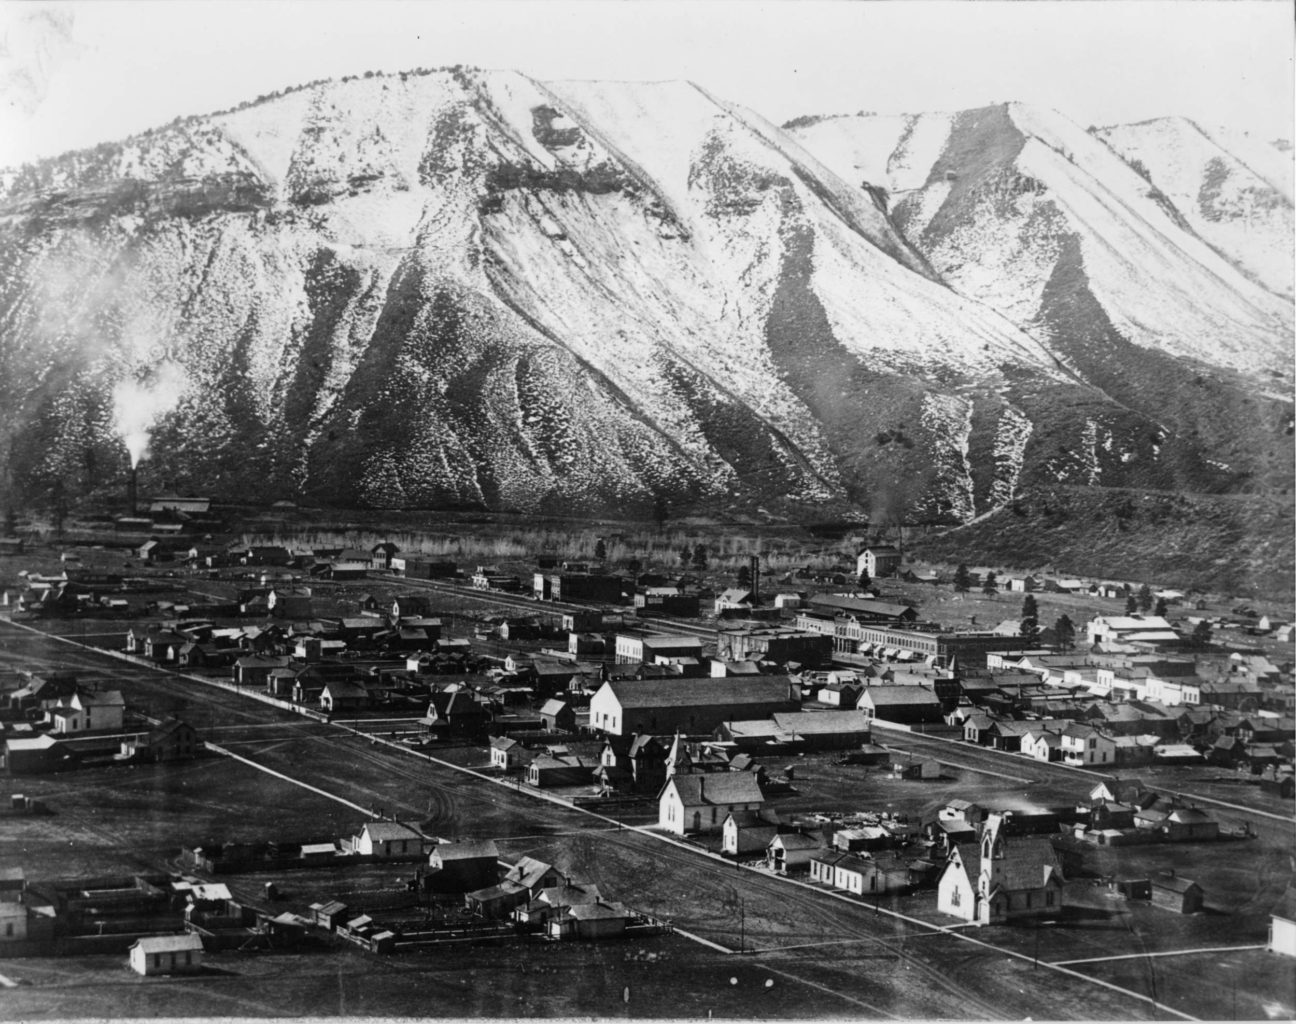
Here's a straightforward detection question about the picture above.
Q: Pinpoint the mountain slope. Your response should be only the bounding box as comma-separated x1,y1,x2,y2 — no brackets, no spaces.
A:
787,103,1294,495
0,74,1286,523
1093,116,1294,299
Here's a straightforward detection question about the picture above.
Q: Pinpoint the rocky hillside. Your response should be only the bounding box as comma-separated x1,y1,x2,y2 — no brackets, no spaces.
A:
0,73,1289,523
1093,117,1293,299
787,104,1294,497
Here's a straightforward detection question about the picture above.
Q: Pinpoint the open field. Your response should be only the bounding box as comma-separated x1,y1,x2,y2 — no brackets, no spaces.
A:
1068,947,1296,1022
0,755,358,879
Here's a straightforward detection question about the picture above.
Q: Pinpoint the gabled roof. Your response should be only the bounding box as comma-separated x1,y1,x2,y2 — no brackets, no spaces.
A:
132,933,204,954
530,753,594,771
770,710,873,735
1166,808,1213,824
1152,874,1201,894
506,856,556,890
717,588,756,603
361,821,425,842
323,680,369,698
666,772,764,806
567,901,628,921
771,832,821,852
599,676,791,710
725,808,780,829
995,838,1063,890
432,839,499,862
857,685,941,706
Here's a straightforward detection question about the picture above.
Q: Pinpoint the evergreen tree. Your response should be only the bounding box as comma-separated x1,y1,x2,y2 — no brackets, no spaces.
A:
1021,594,1039,621
736,564,751,588
1125,595,1139,615
953,564,972,593
1137,583,1153,612
594,538,607,561
692,544,708,570
1020,615,1041,645
3,508,15,537
679,544,692,568
857,567,872,591
982,571,998,595
1054,614,1076,651
1192,619,1213,644
1154,597,1168,617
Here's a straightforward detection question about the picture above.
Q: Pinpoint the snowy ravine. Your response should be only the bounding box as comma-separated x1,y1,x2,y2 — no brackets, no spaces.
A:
788,102,1294,498
0,71,1288,518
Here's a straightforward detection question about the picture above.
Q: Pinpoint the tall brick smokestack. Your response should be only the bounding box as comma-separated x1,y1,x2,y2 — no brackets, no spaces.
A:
128,466,138,514
750,555,760,605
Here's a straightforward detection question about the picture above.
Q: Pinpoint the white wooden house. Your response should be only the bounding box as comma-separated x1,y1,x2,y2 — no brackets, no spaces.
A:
129,934,205,975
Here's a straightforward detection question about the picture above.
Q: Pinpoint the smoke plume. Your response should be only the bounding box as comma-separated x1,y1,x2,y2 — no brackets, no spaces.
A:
112,361,187,468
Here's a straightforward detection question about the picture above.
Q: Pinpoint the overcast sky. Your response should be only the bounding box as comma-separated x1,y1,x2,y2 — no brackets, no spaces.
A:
1,0,1292,168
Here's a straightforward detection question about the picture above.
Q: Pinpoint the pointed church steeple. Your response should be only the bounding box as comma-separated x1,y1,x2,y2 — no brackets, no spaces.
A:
664,731,690,778
978,812,1010,898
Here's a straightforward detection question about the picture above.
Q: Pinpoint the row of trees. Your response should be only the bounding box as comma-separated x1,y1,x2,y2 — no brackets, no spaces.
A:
952,565,1178,614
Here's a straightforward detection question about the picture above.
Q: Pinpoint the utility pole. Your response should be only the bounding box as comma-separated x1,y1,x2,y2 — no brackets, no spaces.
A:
739,897,745,954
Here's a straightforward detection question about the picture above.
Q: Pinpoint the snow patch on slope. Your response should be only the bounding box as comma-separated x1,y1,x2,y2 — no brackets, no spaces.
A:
1012,126,1291,377
1095,117,1293,298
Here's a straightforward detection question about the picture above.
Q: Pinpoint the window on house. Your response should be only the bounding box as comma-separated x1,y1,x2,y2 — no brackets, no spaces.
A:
185,951,192,965
711,807,717,824
4,923,12,936
1046,890,1055,906
154,954,162,968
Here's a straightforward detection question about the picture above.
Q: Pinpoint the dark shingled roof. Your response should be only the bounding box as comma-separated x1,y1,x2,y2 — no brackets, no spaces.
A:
667,772,764,806
952,838,1062,892
600,677,791,709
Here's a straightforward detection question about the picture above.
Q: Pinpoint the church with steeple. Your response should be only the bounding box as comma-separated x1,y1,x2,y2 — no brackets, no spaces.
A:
937,812,1065,924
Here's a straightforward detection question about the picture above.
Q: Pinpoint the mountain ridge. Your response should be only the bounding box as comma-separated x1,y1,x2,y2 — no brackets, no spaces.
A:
0,69,1290,526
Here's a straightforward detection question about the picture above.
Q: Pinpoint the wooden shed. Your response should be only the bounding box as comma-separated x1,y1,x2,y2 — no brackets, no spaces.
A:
1150,874,1204,914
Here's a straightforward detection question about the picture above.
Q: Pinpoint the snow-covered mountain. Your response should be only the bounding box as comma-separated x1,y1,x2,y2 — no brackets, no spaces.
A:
1093,116,1293,299
0,72,1289,520
787,103,1294,496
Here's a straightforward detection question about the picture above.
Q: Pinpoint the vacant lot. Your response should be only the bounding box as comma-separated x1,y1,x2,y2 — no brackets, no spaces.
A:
1072,946,1296,1021
1,753,359,880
